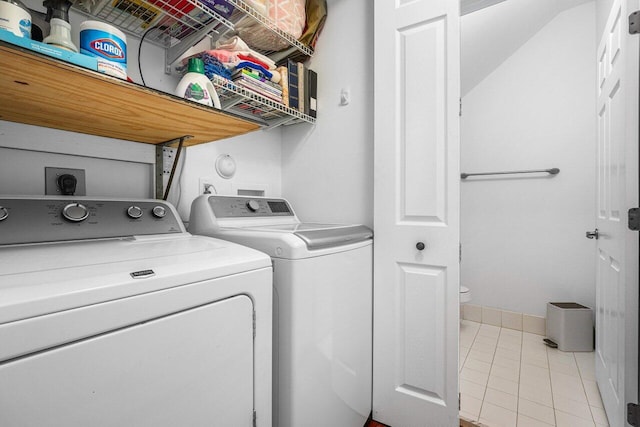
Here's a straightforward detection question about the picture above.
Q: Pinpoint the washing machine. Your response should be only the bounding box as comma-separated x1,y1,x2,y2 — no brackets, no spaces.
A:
0,196,272,426
189,195,373,427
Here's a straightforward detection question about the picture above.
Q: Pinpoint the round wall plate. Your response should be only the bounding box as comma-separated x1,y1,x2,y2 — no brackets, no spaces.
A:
215,154,236,179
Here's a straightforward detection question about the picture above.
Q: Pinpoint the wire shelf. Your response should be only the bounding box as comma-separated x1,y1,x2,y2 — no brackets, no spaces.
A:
212,74,316,127
69,0,316,128
72,0,231,47
70,0,314,57
227,0,314,57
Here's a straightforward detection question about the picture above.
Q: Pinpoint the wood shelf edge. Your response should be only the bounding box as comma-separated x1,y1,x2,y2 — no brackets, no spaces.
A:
0,43,261,146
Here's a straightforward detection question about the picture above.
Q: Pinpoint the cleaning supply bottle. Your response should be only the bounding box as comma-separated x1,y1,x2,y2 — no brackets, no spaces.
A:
0,0,31,38
175,57,221,109
42,0,77,52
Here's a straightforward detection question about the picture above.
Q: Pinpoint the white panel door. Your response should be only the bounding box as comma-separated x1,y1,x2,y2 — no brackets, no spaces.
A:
373,0,460,426
595,1,639,426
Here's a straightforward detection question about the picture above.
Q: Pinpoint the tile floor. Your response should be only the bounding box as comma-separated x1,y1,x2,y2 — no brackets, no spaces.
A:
459,320,609,427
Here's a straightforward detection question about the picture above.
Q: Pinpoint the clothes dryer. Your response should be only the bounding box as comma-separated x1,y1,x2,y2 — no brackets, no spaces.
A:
189,195,373,427
0,196,272,426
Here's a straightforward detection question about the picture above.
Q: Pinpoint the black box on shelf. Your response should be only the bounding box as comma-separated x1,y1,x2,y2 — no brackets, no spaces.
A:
286,59,299,110
306,69,317,118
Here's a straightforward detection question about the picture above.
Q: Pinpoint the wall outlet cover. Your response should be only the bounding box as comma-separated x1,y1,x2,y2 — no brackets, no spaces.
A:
45,167,87,196
233,183,269,196
199,177,216,194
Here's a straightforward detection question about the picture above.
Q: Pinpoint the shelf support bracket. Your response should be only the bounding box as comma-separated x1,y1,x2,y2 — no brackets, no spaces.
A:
221,95,247,109
155,135,193,199
264,115,297,129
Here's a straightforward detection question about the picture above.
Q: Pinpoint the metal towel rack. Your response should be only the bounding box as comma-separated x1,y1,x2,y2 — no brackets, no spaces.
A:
460,168,560,179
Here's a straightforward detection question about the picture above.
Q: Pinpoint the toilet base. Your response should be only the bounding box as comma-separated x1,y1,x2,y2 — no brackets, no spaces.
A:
460,286,472,304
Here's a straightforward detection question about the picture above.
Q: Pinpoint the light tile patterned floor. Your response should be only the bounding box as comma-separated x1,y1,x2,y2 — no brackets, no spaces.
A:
459,320,609,427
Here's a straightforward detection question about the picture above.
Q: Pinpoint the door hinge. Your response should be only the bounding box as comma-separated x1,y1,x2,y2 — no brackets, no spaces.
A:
253,410,257,427
629,208,640,230
253,310,256,339
630,11,640,34
459,243,462,263
459,98,462,117
628,403,640,426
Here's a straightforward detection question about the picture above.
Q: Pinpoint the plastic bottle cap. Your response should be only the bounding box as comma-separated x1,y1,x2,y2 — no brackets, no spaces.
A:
187,58,205,74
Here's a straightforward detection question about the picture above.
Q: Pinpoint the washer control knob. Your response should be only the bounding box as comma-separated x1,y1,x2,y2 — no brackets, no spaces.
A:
0,206,8,221
246,200,260,212
127,206,144,219
152,205,166,218
62,203,89,222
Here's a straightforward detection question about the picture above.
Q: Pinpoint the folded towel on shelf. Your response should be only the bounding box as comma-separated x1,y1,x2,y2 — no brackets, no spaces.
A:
235,61,273,79
237,53,271,70
206,49,237,65
215,36,276,70
177,49,282,83
236,56,281,83
176,52,232,80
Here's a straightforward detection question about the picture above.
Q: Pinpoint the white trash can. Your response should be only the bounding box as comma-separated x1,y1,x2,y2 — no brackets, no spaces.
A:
545,302,593,352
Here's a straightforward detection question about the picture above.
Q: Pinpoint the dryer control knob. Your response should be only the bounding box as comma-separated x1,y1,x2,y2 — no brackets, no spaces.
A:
152,206,166,218
127,206,144,219
62,203,89,222
246,200,260,212
0,206,8,221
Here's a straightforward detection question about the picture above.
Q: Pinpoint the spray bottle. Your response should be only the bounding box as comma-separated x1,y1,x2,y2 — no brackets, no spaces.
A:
42,0,77,52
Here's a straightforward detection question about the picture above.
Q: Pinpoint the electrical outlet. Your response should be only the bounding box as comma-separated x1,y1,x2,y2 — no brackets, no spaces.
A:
45,167,86,196
199,177,216,194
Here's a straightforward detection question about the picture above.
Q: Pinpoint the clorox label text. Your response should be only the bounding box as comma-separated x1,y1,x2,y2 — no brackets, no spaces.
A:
90,38,124,59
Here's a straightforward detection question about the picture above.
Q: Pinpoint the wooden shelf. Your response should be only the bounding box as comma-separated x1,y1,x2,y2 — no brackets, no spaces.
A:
0,43,260,147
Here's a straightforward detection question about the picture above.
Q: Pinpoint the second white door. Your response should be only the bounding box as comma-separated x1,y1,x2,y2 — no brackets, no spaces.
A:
595,1,640,426
373,0,461,426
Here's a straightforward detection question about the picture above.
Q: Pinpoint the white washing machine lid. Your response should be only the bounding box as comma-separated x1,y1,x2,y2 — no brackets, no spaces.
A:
239,223,345,232
233,223,372,250
206,226,372,259
0,234,271,324
188,195,373,259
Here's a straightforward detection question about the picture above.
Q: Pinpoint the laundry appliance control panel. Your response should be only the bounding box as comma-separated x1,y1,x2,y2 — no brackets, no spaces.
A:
207,196,294,218
0,197,184,245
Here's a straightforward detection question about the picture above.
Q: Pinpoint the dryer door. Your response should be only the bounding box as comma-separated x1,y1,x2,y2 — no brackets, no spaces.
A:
0,295,254,426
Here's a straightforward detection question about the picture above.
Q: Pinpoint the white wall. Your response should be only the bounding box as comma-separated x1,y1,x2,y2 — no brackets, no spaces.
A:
280,0,374,227
461,2,597,317
461,0,592,96
1,125,281,224
0,121,155,197
173,129,283,222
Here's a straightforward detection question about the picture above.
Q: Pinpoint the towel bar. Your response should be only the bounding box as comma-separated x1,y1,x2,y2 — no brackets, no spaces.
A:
460,168,560,179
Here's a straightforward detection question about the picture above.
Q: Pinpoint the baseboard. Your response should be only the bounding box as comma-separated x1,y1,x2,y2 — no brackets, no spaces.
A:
461,304,546,335
460,415,490,427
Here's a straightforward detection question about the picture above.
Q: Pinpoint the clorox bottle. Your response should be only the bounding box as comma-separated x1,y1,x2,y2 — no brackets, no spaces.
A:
175,58,221,109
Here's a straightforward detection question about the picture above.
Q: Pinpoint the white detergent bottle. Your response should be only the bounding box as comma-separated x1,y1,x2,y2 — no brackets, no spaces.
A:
175,57,221,109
